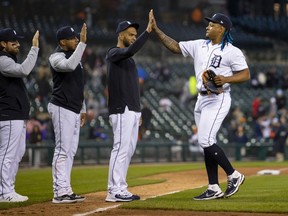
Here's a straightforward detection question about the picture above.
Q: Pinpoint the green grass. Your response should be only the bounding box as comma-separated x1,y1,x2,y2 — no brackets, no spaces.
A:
0,161,287,214
0,163,203,209
122,174,288,213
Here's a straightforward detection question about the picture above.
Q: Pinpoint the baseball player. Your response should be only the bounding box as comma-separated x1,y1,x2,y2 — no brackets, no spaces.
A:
48,24,87,204
105,11,153,202
150,11,250,200
0,28,39,202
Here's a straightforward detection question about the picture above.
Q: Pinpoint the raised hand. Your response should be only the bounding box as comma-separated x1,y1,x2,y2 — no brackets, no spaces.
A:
146,9,153,33
32,30,39,47
150,9,157,30
80,23,87,43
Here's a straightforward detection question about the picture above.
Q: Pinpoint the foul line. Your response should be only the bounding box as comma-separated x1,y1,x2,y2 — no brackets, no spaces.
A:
71,188,203,216
73,204,120,216
143,185,204,200
73,167,288,215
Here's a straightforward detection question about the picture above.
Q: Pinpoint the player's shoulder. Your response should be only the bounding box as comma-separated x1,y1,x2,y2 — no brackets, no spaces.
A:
180,39,206,44
0,55,15,65
107,47,118,53
106,46,121,58
0,55,9,60
226,43,241,50
49,51,65,58
48,52,66,64
179,39,207,49
225,43,244,54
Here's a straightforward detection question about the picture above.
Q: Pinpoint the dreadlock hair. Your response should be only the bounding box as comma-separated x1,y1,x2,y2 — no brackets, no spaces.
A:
220,30,233,51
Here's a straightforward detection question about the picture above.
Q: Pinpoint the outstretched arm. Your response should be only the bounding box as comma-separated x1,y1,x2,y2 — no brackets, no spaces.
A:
0,30,39,77
108,12,152,62
151,10,181,54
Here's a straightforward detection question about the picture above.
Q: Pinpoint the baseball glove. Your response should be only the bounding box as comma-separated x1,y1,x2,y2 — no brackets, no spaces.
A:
202,69,223,95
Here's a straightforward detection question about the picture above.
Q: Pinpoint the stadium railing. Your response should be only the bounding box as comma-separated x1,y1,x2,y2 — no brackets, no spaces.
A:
25,140,282,167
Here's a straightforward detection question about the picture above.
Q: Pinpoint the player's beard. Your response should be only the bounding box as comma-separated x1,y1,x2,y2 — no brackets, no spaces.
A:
123,38,132,47
9,49,19,56
5,46,19,56
67,43,77,51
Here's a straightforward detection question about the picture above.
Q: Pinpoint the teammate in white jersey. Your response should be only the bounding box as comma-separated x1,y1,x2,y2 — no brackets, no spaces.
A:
151,11,250,200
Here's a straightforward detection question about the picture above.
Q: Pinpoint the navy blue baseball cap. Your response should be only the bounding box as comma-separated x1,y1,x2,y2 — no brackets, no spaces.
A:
205,13,232,30
116,21,139,34
56,26,78,41
0,28,24,41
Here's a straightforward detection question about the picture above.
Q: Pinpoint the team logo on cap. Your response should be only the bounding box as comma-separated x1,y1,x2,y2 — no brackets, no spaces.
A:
70,27,75,32
13,30,17,35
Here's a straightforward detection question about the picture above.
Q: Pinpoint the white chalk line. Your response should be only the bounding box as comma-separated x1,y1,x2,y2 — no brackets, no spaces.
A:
71,187,204,216
73,167,288,215
73,204,120,216
142,185,204,200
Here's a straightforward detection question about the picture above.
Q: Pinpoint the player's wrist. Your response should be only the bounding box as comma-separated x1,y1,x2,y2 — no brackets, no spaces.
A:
146,28,152,33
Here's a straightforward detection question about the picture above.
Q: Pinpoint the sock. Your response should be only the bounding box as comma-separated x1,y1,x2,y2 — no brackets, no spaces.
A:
204,148,219,185
228,170,240,179
208,184,221,191
205,144,234,176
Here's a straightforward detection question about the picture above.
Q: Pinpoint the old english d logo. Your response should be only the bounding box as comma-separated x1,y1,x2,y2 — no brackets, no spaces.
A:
209,54,222,69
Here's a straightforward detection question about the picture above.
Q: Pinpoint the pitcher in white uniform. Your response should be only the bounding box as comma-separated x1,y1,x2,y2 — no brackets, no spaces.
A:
150,11,250,200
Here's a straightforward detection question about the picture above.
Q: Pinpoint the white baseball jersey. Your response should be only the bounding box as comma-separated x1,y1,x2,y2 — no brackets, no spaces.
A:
179,39,248,92
179,39,248,148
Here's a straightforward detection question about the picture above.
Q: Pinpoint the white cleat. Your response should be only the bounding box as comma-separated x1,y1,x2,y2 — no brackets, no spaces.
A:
0,192,29,202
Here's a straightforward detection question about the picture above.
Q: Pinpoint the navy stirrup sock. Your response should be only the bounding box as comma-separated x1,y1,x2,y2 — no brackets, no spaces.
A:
204,144,234,176
204,149,219,184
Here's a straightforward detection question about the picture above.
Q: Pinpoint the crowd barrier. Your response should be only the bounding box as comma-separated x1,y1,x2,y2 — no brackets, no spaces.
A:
25,140,285,167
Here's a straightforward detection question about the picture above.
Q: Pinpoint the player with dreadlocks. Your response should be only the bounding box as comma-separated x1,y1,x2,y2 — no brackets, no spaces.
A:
150,11,250,200
220,27,233,51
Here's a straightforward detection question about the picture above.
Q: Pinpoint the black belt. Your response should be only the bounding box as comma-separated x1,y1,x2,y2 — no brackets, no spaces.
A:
199,91,209,96
199,91,226,96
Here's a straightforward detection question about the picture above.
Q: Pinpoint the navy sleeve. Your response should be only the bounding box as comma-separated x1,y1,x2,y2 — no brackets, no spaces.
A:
107,31,149,62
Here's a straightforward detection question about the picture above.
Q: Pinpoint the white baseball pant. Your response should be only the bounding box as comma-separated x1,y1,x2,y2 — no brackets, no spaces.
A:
0,120,26,196
107,106,141,194
194,92,231,148
48,103,80,197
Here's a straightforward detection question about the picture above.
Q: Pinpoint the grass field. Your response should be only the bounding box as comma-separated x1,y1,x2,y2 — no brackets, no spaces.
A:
123,174,288,214
1,161,288,214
